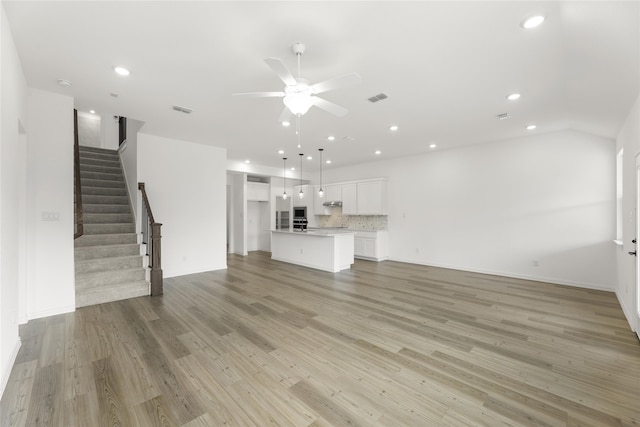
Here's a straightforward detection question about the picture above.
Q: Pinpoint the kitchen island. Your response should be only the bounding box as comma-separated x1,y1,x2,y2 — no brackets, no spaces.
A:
270,229,355,273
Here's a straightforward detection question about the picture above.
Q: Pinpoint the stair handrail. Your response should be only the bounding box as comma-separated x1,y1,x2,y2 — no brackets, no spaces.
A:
74,109,83,239
138,182,163,296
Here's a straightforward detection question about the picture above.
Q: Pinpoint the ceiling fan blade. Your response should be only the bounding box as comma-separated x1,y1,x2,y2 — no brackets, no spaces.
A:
310,72,362,94
278,107,292,123
311,96,349,117
232,91,285,98
264,57,297,86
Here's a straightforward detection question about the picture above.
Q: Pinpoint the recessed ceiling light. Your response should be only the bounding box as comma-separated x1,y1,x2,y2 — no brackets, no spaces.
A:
526,124,537,130
429,143,437,149
375,150,382,155
307,156,313,160
389,125,399,131
282,121,290,127
291,167,296,171
326,160,332,164
114,66,130,76
89,110,96,114
506,93,521,101
327,136,335,141
521,15,545,29
245,160,251,164
57,79,72,87
278,150,284,154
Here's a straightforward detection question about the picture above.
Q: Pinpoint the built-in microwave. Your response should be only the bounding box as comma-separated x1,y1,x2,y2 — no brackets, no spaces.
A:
293,206,307,219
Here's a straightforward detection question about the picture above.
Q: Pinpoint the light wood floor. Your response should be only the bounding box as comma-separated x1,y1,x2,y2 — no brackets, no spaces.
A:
2,252,639,426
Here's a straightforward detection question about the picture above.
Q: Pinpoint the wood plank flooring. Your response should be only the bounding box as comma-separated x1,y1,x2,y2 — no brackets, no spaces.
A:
2,251,639,426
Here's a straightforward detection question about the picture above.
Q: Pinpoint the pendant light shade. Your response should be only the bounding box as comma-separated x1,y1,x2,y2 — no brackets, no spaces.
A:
318,148,324,198
282,157,288,200
298,153,304,198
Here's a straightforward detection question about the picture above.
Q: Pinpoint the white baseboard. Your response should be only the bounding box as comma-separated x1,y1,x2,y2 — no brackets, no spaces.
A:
616,290,638,333
28,304,75,321
387,257,615,292
0,337,22,400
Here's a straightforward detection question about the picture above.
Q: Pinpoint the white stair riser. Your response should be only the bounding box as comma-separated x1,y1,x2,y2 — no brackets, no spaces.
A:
75,244,140,260
75,256,142,274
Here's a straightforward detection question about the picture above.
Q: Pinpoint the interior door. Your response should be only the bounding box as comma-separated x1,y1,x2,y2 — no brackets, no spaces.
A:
634,157,640,339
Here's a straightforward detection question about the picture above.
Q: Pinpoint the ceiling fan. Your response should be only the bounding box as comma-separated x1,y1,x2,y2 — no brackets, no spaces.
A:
233,43,362,123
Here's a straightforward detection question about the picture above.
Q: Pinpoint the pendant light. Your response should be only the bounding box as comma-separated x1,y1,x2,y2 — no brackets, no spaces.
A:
318,148,324,198
282,157,288,200
298,153,304,198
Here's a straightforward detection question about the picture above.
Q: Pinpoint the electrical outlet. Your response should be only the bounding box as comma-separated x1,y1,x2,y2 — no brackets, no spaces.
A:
300,248,304,255
42,211,60,221
532,260,539,267
415,248,420,254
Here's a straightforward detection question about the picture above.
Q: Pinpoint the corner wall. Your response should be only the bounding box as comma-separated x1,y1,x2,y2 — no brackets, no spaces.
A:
616,93,640,334
26,89,75,318
0,1,27,397
322,129,617,290
137,133,227,277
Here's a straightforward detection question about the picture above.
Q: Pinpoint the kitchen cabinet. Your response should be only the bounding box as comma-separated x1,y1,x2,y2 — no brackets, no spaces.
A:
340,179,388,215
341,183,358,215
353,230,389,261
293,185,313,210
356,180,387,215
313,184,342,215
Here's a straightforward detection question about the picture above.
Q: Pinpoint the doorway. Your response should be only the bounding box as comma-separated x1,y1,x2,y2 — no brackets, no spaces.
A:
247,201,270,252
634,156,640,339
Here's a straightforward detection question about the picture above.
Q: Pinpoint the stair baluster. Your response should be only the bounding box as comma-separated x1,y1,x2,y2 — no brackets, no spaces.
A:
138,182,163,296
74,109,84,238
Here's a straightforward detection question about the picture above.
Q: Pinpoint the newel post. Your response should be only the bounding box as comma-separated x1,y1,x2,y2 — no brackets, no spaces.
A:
150,222,163,296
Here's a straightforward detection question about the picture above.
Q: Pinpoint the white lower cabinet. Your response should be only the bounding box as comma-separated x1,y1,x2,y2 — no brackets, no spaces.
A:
353,230,389,261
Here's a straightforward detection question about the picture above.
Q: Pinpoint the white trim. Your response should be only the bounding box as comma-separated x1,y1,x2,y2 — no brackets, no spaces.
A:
387,257,615,292
0,338,22,400
616,290,637,332
28,304,75,321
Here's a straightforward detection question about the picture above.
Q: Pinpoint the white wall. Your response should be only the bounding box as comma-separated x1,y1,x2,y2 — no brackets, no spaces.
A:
322,130,617,290
119,117,145,230
137,133,227,277
26,89,75,318
100,112,119,150
0,2,28,397
247,201,269,251
232,173,247,255
77,112,100,148
616,93,640,334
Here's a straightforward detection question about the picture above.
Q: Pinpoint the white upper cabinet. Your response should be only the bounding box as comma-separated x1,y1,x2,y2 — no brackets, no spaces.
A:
356,180,387,215
325,184,342,201
293,185,313,210
313,184,342,215
312,179,387,216
341,183,358,215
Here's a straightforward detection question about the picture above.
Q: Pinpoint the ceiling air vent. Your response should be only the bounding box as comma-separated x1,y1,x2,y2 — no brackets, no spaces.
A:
368,93,388,103
172,105,193,114
497,113,510,120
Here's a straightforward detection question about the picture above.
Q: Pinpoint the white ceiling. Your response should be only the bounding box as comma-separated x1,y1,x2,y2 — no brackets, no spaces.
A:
4,1,639,171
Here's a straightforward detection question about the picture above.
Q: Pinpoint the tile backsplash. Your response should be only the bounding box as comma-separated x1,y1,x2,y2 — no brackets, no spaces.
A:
317,207,387,230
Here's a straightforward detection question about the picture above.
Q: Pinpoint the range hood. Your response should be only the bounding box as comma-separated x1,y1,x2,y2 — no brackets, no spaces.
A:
322,201,343,207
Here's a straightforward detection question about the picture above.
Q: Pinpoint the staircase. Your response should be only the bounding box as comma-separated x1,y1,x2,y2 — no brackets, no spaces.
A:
74,146,149,307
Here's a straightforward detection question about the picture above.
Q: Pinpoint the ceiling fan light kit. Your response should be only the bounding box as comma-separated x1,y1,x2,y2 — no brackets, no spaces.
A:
234,42,362,119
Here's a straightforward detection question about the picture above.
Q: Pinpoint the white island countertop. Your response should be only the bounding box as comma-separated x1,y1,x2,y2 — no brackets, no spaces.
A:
271,229,355,236
270,229,355,272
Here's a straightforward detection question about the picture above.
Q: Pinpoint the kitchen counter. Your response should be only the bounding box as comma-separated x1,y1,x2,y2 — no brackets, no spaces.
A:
270,230,354,272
